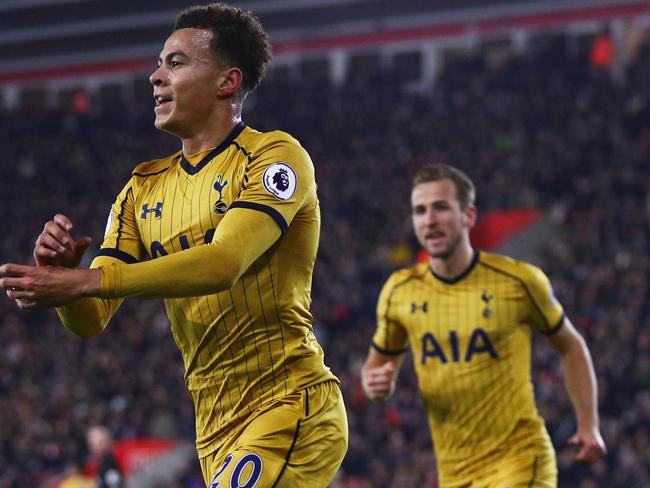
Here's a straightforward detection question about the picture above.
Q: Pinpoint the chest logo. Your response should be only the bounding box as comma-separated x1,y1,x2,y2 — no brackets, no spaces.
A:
481,291,493,318
421,328,498,364
141,202,163,219
263,162,297,200
213,176,229,215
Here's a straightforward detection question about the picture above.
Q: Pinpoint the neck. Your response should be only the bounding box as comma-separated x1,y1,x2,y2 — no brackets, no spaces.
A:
181,104,242,155
429,240,474,280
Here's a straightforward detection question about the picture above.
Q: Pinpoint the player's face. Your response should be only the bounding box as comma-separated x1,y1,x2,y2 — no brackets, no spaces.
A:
411,179,475,260
149,28,223,136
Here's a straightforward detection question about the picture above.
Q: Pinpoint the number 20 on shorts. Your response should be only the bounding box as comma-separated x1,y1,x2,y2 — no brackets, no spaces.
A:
209,452,264,488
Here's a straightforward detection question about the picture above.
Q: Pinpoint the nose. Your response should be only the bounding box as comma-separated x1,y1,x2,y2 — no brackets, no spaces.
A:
423,207,438,225
149,65,165,86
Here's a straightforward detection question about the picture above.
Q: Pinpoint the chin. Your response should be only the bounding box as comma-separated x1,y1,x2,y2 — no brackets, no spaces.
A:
429,249,453,260
155,118,181,136
422,241,453,260
153,116,168,129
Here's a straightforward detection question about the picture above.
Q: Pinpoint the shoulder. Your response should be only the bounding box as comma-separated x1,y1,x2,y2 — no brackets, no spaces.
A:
241,127,311,164
383,262,429,293
241,127,302,149
478,251,551,289
131,151,181,178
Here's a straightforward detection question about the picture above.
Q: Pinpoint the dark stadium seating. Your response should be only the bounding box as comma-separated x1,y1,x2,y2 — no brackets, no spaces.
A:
1,32,649,487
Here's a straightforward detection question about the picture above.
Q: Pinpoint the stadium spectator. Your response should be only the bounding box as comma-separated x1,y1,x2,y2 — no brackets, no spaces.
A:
87,426,124,488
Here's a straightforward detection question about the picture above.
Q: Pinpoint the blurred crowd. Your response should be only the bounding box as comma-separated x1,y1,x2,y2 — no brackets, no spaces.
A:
1,31,649,487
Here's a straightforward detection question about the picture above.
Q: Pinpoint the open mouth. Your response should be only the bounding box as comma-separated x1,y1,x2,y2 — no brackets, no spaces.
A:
425,231,446,245
154,95,174,109
426,231,444,240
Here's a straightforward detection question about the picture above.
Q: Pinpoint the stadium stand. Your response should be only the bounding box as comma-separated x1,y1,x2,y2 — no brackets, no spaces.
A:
1,7,649,488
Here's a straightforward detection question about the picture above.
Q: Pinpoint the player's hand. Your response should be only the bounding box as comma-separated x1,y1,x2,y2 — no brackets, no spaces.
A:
34,214,92,268
0,263,101,309
567,428,606,464
362,361,398,401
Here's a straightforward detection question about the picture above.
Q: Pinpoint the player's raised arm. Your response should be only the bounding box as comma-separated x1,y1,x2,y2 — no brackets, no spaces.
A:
546,318,607,464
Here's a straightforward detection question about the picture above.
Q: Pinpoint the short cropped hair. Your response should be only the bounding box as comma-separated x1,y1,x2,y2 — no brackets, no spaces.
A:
413,164,476,210
174,3,272,93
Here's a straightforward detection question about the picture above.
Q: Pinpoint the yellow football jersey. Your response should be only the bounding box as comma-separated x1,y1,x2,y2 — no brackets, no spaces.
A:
94,122,337,457
372,251,564,481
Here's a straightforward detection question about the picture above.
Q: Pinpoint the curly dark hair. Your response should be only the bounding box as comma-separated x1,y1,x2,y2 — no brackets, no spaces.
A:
174,3,272,93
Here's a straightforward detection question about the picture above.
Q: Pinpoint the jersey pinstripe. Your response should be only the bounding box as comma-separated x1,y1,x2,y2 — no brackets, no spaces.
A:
95,122,336,456
372,251,564,480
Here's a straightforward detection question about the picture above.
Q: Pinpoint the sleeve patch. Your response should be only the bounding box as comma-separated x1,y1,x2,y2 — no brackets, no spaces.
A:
262,162,297,200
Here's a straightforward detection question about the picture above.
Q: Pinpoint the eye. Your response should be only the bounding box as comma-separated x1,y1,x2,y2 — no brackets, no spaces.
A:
433,202,451,211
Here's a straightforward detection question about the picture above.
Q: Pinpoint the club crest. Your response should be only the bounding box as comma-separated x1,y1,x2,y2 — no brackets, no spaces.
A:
481,291,493,318
213,175,229,215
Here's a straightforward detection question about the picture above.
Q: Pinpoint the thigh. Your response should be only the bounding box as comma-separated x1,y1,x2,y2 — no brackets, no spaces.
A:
201,395,303,487
277,381,348,487
200,381,348,488
485,445,557,488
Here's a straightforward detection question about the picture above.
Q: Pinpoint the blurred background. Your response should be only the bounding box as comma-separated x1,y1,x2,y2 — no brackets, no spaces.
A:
1,0,649,486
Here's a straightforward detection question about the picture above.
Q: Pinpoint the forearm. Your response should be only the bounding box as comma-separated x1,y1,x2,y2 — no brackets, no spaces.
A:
56,297,121,338
560,337,599,430
100,243,240,298
98,209,280,300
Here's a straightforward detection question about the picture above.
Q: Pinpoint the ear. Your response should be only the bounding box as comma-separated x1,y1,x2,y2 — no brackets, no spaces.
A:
464,205,477,230
216,67,243,99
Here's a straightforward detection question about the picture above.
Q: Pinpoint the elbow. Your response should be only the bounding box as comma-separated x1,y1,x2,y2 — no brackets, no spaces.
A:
219,272,240,291
55,299,112,338
64,321,105,338
214,258,247,292
214,271,239,292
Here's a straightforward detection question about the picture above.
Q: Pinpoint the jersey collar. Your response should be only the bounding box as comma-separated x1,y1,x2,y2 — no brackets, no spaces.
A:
430,249,480,285
180,121,246,175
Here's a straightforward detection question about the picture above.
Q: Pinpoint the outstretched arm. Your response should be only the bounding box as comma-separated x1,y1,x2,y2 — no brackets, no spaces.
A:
1,207,280,306
14,213,122,337
98,207,280,299
546,318,606,464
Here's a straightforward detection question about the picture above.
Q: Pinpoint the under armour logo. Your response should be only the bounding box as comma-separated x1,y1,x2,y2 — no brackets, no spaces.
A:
411,302,428,313
141,202,163,219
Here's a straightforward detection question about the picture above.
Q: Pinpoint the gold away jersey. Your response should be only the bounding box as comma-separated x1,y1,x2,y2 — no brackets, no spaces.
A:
94,122,336,456
372,251,564,479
